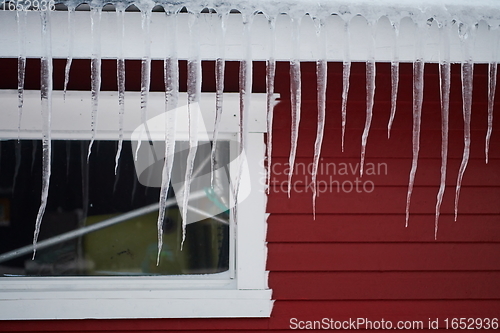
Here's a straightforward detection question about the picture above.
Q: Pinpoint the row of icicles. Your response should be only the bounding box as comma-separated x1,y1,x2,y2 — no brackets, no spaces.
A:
12,7,497,263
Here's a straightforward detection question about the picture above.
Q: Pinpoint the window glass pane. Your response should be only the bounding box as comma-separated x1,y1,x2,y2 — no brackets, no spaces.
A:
0,139,230,276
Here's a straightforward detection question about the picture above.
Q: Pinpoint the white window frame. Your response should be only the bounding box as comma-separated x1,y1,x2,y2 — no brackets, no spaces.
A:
0,90,274,319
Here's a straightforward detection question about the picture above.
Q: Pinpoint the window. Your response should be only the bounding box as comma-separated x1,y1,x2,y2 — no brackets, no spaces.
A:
0,90,273,319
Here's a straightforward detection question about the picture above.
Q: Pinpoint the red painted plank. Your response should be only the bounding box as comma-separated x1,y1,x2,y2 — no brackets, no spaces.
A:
269,300,500,329
267,157,500,186
272,99,500,131
269,272,500,300
267,243,500,271
269,127,500,159
267,214,500,243
0,318,269,332
266,187,500,215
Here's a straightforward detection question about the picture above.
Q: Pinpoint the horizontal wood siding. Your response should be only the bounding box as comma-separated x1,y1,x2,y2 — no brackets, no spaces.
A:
1,60,499,331
265,61,500,330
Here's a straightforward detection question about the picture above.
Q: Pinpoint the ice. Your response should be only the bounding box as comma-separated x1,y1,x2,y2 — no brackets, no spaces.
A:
211,12,227,186
359,22,376,177
12,141,21,191
113,150,120,194
360,59,375,177
233,13,253,226
387,24,399,139
288,16,302,197
455,60,473,221
454,24,474,221
404,22,425,227
405,58,424,227
157,12,179,264
63,7,74,100
312,17,327,218
33,11,53,259
341,21,350,152
486,60,496,164
266,17,276,194
434,23,451,239
16,10,27,138
87,7,102,160
115,7,126,175
134,9,153,161
181,12,202,249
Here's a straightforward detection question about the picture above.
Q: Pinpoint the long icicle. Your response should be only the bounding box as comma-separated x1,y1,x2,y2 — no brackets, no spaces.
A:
33,10,53,259
157,12,179,264
341,20,350,152
63,6,74,99
455,24,474,222
266,17,276,194
210,12,228,186
181,12,201,249
114,6,126,175
16,10,27,139
388,23,400,138
435,23,451,239
360,22,376,177
235,13,253,218
87,6,101,160
405,24,425,227
288,16,302,197
486,27,498,164
312,17,327,219
135,8,153,161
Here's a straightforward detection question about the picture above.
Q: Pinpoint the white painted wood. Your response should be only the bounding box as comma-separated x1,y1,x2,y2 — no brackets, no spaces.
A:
0,296,274,319
0,91,269,140
237,133,269,290
0,10,497,62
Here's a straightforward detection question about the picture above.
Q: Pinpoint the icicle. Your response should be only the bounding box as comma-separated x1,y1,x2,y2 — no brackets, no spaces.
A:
112,150,120,194
63,7,74,99
234,13,253,216
486,27,498,164
455,24,474,222
134,8,153,161
288,16,302,197
12,141,21,191
87,7,102,160
266,17,276,195
405,24,425,227
114,7,126,175
341,21,350,152
16,10,27,139
33,10,53,259
388,23,400,139
360,22,376,177
157,12,179,265
486,61,497,164
180,12,201,250
435,23,451,239
210,12,228,186
312,17,327,219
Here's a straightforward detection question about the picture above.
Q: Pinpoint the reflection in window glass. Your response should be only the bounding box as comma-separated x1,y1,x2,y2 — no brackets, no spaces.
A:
0,139,230,276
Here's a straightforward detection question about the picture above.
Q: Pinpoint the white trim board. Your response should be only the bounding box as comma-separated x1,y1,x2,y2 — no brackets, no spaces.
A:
0,10,498,62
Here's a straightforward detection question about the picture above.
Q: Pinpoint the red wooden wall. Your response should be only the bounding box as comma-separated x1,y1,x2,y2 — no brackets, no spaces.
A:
1,59,499,331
